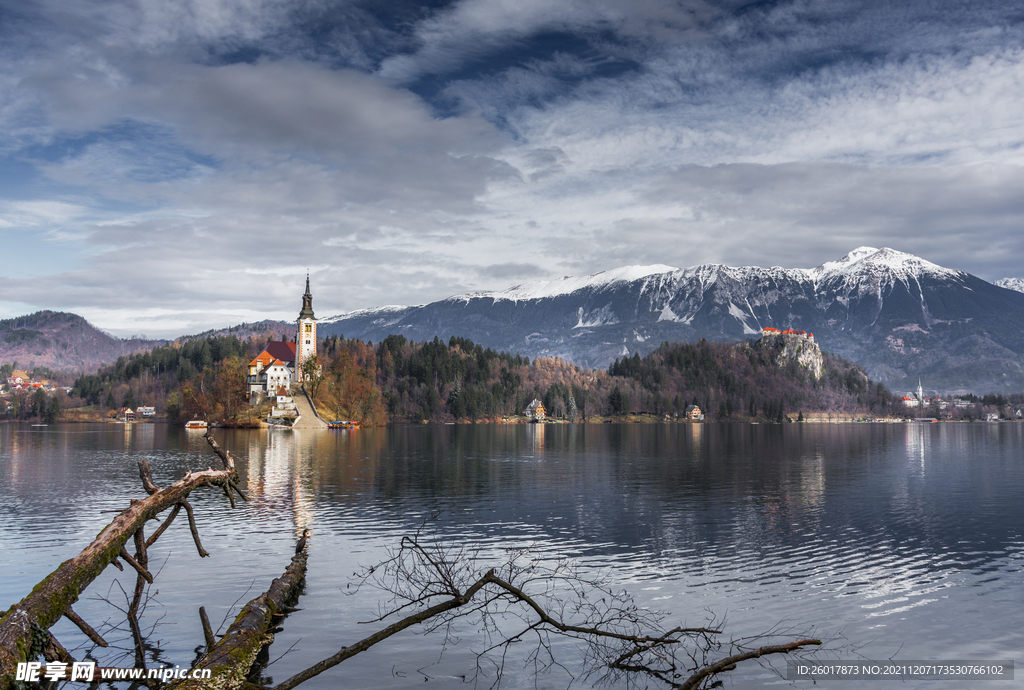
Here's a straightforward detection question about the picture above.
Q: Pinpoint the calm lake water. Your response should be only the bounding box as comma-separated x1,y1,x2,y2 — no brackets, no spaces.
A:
1,422,1021,689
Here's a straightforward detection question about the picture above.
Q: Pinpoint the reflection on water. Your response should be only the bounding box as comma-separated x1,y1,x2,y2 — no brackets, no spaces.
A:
1,422,1022,689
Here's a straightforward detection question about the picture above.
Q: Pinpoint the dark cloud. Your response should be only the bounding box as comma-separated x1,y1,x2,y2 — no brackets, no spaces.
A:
2,0,1024,336
477,262,547,280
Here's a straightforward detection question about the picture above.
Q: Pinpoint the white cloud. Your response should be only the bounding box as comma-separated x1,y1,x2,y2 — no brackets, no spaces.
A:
3,0,1024,336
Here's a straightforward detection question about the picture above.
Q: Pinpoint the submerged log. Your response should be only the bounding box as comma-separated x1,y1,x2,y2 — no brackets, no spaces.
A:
0,433,238,690
167,544,309,690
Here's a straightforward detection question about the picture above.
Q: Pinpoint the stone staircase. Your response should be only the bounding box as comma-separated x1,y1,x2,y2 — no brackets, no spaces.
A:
290,388,329,429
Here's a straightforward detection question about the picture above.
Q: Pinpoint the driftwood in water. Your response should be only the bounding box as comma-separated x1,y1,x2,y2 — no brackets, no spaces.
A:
0,432,239,690
167,545,309,690
1,430,822,690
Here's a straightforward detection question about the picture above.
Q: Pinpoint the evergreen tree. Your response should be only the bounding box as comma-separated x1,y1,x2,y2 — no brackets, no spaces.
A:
31,389,47,418
45,395,60,424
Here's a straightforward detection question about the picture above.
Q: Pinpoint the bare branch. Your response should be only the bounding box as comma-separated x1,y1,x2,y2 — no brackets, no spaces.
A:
145,503,181,548
272,534,821,690
63,607,109,648
199,607,215,653
118,548,154,584
673,639,822,690
180,500,209,558
270,569,496,690
138,460,160,495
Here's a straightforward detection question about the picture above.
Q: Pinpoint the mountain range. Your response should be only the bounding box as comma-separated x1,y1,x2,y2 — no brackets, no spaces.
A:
4,248,1024,394
317,247,1024,394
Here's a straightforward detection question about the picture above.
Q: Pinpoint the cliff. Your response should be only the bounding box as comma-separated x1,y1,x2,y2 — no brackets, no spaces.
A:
756,329,824,379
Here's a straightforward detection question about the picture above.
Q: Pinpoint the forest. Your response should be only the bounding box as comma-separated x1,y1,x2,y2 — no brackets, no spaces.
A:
57,331,897,425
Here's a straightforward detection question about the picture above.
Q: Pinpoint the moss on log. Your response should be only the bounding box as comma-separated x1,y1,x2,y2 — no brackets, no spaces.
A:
0,433,238,690
167,548,308,690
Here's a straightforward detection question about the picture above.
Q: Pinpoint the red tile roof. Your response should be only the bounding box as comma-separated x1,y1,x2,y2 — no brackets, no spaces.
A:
265,341,296,363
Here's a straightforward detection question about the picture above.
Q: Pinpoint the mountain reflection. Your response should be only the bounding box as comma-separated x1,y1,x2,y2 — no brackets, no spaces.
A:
215,423,1023,582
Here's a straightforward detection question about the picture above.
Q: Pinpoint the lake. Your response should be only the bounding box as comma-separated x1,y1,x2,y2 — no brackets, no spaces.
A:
1,422,1021,689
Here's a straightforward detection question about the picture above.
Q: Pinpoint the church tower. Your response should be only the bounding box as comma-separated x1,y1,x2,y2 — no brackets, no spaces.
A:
295,274,317,381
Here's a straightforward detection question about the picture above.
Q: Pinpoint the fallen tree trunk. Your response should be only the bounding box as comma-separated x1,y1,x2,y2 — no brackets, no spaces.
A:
167,546,309,690
0,432,238,690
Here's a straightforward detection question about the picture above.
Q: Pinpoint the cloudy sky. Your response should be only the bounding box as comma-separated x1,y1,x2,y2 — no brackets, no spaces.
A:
3,0,1024,337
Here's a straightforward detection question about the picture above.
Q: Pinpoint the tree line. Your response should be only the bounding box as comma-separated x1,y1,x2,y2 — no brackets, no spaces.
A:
317,334,895,423
607,339,897,420
53,331,895,425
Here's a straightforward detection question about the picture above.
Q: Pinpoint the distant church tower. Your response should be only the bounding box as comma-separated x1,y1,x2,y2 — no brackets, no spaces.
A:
295,274,317,381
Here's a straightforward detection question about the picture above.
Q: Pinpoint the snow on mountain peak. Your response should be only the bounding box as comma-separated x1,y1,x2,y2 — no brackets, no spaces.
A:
995,277,1024,294
481,264,679,301
809,246,958,282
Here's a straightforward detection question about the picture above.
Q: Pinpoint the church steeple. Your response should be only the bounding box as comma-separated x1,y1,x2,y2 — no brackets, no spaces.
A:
299,273,315,320
295,273,318,381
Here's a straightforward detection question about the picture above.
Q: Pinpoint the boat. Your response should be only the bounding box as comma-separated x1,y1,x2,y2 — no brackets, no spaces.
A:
328,420,360,430
185,420,208,429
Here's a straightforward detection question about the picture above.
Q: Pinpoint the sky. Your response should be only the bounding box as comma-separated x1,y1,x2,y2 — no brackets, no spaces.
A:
3,0,1024,338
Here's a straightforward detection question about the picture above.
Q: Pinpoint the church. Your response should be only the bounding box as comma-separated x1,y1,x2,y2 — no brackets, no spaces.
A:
246,276,318,401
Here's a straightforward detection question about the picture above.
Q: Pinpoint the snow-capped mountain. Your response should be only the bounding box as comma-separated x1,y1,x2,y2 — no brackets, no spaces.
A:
995,277,1024,294
320,248,1024,393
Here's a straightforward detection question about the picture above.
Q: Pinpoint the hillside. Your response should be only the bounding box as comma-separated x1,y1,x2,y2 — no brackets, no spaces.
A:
0,311,162,373
178,320,295,344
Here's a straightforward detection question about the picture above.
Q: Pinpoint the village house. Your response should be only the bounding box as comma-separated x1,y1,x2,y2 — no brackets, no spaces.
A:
523,399,546,420
268,387,299,424
685,404,704,420
5,371,43,390
246,343,297,401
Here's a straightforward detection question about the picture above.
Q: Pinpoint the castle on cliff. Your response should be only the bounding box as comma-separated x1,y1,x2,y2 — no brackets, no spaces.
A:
759,326,814,343
757,326,823,378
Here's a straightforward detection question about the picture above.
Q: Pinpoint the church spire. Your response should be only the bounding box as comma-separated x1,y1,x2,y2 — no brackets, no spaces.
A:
299,272,315,319
295,273,318,382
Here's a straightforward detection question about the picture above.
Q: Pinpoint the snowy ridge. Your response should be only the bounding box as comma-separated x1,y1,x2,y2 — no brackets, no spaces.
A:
995,277,1024,294
465,265,679,302
319,304,416,324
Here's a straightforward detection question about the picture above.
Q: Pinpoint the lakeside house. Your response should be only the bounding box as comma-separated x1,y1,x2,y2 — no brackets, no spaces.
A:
523,399,546,420
268,387,299,424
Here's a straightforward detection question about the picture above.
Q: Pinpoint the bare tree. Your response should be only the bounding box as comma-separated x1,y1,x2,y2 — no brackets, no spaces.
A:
269,527,820,690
